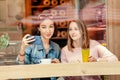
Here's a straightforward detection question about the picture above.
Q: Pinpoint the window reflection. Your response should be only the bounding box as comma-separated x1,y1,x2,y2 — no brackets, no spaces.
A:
0,0,106,66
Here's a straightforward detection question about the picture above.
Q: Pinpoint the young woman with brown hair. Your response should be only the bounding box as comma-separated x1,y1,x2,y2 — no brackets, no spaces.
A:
61,19,118,80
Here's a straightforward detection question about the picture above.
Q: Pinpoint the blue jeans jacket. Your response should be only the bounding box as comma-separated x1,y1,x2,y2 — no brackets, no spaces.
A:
17,36,61,80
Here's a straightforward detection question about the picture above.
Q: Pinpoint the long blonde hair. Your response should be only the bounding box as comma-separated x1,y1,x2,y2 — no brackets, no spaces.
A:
67,19,90,52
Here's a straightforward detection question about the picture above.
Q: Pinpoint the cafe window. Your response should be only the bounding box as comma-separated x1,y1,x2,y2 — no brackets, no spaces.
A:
0,0,106,65
1,0,120,80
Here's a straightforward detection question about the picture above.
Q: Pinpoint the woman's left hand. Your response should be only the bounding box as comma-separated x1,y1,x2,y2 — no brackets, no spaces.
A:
88,56,97,62
51,58,60,63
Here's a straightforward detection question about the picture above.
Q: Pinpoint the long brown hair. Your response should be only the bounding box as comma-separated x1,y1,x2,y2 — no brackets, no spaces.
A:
67,19,90,52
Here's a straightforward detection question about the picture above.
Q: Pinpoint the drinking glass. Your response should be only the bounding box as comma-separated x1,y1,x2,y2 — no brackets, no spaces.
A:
82,49,90,62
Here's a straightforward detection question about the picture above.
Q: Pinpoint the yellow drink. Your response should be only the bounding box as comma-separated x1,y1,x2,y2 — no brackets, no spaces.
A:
82,49,90,62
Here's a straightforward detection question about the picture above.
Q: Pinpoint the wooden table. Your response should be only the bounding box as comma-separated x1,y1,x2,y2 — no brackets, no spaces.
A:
0,62,120,80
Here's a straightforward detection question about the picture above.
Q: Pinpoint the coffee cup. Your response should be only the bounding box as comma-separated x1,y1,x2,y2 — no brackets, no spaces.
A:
40,58,52,64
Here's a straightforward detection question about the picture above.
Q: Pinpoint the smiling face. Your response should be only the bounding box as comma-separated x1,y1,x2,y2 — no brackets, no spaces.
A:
38,19,54,40
67,20,90,51
68,22,82,41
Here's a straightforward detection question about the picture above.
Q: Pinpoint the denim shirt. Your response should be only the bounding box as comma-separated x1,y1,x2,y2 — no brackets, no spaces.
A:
19,36,61,80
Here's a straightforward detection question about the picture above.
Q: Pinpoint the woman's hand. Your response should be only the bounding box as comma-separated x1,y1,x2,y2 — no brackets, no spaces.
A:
18,34,35,62
51,58,60,63
88,56,108,62
88,56,97,62
22,34,35,47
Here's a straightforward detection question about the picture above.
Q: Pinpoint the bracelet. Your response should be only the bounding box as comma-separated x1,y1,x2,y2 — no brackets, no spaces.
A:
19,53,25,56
19,51,25,56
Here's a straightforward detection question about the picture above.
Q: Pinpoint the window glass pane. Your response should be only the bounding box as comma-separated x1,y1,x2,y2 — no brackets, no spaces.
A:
0,0,106,66
79,0,106,45
0,0,24,65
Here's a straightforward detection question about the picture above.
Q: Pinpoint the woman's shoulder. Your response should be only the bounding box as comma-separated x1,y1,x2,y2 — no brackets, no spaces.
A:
90,39,100,44
51,41,59,46
51,41,60,49
90,39,101,47
61,45,68,51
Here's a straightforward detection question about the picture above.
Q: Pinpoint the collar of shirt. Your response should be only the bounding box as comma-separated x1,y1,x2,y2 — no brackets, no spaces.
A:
35,36,54,51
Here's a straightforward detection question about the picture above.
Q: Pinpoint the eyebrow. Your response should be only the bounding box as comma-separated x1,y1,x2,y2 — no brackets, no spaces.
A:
40,24,54,26
40,25,46,27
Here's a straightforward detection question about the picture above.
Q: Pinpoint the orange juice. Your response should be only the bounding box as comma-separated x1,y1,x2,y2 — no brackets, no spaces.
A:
82,49,90,62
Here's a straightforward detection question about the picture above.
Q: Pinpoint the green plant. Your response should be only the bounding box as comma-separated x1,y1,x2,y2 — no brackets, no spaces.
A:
0,33,9,49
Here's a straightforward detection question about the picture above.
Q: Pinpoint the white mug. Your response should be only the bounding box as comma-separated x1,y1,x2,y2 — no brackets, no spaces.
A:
40,58,52,64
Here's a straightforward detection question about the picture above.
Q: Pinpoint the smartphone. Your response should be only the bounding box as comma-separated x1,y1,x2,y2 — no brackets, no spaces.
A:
27,36,41,45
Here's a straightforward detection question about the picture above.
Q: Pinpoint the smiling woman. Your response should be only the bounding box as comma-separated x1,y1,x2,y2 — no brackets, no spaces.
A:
17,14,61,80
61,19,118,80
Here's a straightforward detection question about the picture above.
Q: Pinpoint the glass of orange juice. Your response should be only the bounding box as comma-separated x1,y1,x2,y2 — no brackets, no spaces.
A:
82,49,90,62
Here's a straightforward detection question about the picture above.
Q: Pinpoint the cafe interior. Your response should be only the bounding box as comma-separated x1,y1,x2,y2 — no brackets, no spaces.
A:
0,0,120,80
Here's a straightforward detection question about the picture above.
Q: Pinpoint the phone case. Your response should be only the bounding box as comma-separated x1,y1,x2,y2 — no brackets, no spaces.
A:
27,36,41,45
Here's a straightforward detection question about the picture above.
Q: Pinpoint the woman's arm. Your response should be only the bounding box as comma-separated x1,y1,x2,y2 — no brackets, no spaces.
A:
89,45,118,62
51,43,61,63
61,47,68,63
17,34,35,63
18,43,26,62
96,45,118,62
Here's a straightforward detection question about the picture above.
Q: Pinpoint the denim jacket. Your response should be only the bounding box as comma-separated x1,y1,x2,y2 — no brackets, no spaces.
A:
24,36,61,64
18,36,61,80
